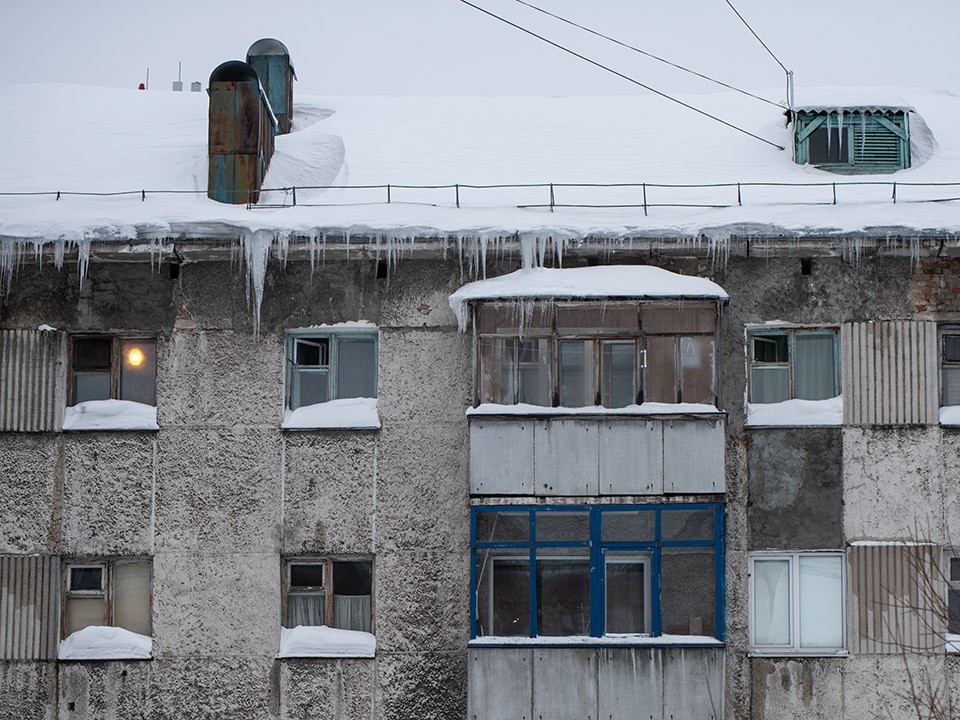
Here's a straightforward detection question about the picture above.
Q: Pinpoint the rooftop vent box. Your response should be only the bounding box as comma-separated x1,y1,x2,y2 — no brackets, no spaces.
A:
246,38,296,135
793,104,912,173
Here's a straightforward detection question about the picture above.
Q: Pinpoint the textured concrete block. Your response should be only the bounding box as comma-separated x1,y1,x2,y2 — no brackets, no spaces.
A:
941,429,960,543
749,658,843,720
279,658,374,720
58,661,151,720
376,550,469,654
0,660,56,720
467,649,533,720
0,434,58,554
157,330,284,428
149,656,276,720
152,552,279,658
375,425,470,553
377,329,471,425
154,428,281,553
62,433,155,555
841,655,944,720
747,428,842,550
843,428,944,542
377,651,467,720
282,433,376,554
378,260,462,329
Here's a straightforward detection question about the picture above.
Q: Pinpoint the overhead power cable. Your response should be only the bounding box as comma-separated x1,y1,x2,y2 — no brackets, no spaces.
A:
723,0,788,74
455,0,785,151
510,0,783,109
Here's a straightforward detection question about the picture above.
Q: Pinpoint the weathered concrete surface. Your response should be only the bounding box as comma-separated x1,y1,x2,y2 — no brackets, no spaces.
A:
0,661,56,720
0,434,60,554
282,433,376,555
148,656,275,720
58,661,151,720
377,651,467,720
377,260,462,329
750,658,844,720
62,433,155,555
941,429,960,544
747,428,843,550
279,658,374,720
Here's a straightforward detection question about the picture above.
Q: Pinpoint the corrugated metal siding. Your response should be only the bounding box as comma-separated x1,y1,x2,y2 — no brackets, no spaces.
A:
0,555,59,660
849,544,941,654
0,329,66,432
842,321,938,425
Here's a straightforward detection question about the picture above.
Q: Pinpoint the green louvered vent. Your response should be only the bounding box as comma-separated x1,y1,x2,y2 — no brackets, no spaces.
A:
794,110,910,172
851,115,905,167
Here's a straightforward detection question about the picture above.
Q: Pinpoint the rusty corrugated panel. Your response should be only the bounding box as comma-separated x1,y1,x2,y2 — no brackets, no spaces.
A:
0,555,59,660
842,320,937,425
0,329,65,432
849,544,941,654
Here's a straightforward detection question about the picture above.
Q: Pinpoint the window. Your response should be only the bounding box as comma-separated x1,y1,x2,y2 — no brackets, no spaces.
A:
471,504,723,640
748,328,838,403
286,330,377,410
749,552,844,655
947,553,960,637
283,558,373,633
62,559,152,638
807,125,849,165
794,109,911,172
70,336,156,406
940,327,960,406
477,302,719,408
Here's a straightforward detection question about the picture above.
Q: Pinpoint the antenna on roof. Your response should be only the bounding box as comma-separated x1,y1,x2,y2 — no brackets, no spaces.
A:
172,61,183,92
723,0,794,108
145,68,150,91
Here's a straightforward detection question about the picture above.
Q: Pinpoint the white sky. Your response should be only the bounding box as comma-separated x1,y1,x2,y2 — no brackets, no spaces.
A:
2,0,958,98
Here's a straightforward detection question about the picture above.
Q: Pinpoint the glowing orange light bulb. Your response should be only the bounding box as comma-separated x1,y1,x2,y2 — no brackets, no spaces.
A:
127,347,144,367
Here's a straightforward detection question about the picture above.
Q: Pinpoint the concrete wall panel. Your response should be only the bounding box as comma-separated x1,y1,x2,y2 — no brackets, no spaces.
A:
378,260,462,329
749,658,843,720
377,651,467,720
941,429,960,543
280,658,375,720
0,434,59,554
662,648,724,720
598,648,663,720
534,420,599,496
600,420,663,495
62,433,155,555
58,661,151,720
469,419,535,495
532,649,598,720
0,660,56,720
148,656,276,720
467,649,533,720
663,420,725,494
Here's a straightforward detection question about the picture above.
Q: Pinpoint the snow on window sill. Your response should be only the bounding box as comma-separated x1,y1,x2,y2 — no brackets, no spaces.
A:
58,626,152,661
281,398,381,430
748,648,848,658
946,634,960,654
745,395,842,427
467,402,722,418
469,634,723,648
940,406,960,426
62,400,158,431
277,626,376,658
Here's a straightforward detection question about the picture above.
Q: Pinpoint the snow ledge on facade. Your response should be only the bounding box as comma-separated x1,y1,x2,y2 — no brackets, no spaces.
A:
62,399,159,431
939,406,960,426
946,633,960,654
277,626,376,658
281,398,380,430
744,395,843,427
467,402,722,417
58,626,152,661
469,634,723,647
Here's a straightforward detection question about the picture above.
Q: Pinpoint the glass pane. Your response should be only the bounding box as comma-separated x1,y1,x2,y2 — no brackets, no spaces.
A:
753,559,791,645
559,340,594,407
476,511,529,543
65,597,106,635
642,305,715,334
605,553,649,634
809,125,846,164
119,339,156,406
661,508,714,542
290,564,324,588
644,336,676,403
287,593,325,627
535,511,589,542
601,340,636,408
295,338,328,366
291,369,328,409
679,336,714,404
798,555,843,648
949,589,960,635
70,567,103,591
333,594,372,632
517,339,552,406
73,372,111,404
479,337,515,404
951,558,960,582
478,304,553,334
943,367,960,406
752,335,788,363
556,304,638,334
600,510,655,543
536,556,591,636
661,547,715,636
944,335,960,363
794,334,837,400
333,561,372,596
114,561,151,635
475,551,529,637
751,366,789,404
337,337,377,398
73,338,112,369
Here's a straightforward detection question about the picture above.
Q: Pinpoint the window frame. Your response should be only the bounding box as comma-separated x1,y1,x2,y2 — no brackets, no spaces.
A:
281,556,375,634
945,550,960,638
285,328,379,411
61,557,153,639
939,325,960,407
747,326,840,404
68,335,157,407
748,551,846,656
469,503,725,642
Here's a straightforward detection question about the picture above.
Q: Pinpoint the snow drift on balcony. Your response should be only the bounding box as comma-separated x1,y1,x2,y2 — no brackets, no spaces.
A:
62,399,159,431
745,395,843,427
58,626,152,660
282,397,380,430
278,626,376,658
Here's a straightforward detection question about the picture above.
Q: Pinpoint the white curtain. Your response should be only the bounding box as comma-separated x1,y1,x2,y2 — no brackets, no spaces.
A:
334,595,372,632
287,594,324,627
798,556,843,648
794,334,836,400
753,559,790,645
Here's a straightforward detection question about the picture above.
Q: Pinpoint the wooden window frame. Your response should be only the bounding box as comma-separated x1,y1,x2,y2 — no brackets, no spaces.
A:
282,556,375,633
69,335,157,407
61,557,153,639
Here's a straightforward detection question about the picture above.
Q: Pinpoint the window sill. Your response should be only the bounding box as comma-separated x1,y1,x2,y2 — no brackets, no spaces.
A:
745,396,842,428
748,649,848,658
945,634,960,653
469,634,723,649
467,403,723,419
277,626,376,658
62,400,159,432
58,627,152,661
940,406,960,427
281,398,381,431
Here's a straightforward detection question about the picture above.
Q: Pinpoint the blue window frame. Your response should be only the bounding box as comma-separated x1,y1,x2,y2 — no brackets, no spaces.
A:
470,503,724,641
285,329,378,410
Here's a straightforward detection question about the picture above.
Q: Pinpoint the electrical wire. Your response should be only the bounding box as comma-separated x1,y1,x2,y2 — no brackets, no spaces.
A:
723,0,789,74
455,0,786,151
510,0,783,109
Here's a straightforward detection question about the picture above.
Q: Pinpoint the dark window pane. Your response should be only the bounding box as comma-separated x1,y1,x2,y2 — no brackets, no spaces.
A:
808,125,846,164
332,561,372,596
119,339,156,405
73,372,111,404
476,552,529,637
661,508,715,541
295,338,328,367
601,510,655,543
605,554,649,634
70,566,103,592
290,564,324,588
753,335,788,363
291,370,328,409
601,340,636,408
73,338,112,370
950,589,960,635
661,546,715,636
476,511,529,543
536,557,590,636
944,335,960,363
535,511,589,542
951,558,960,582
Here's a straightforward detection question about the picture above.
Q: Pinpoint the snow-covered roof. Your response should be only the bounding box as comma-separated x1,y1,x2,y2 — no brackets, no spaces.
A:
792,88,916,114
0,82,958,248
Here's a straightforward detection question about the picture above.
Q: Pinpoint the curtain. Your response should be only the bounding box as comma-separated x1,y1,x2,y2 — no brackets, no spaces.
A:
798,556,843,648
287,594,324,627
794,334,836,400
333,595,372,633
753,559,790,645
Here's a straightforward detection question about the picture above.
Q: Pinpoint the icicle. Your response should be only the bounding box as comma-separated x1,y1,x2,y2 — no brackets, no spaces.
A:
239,228,275,338
861,111,867,157
837,109,844,158
76,238,91,290
826,113,832,155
